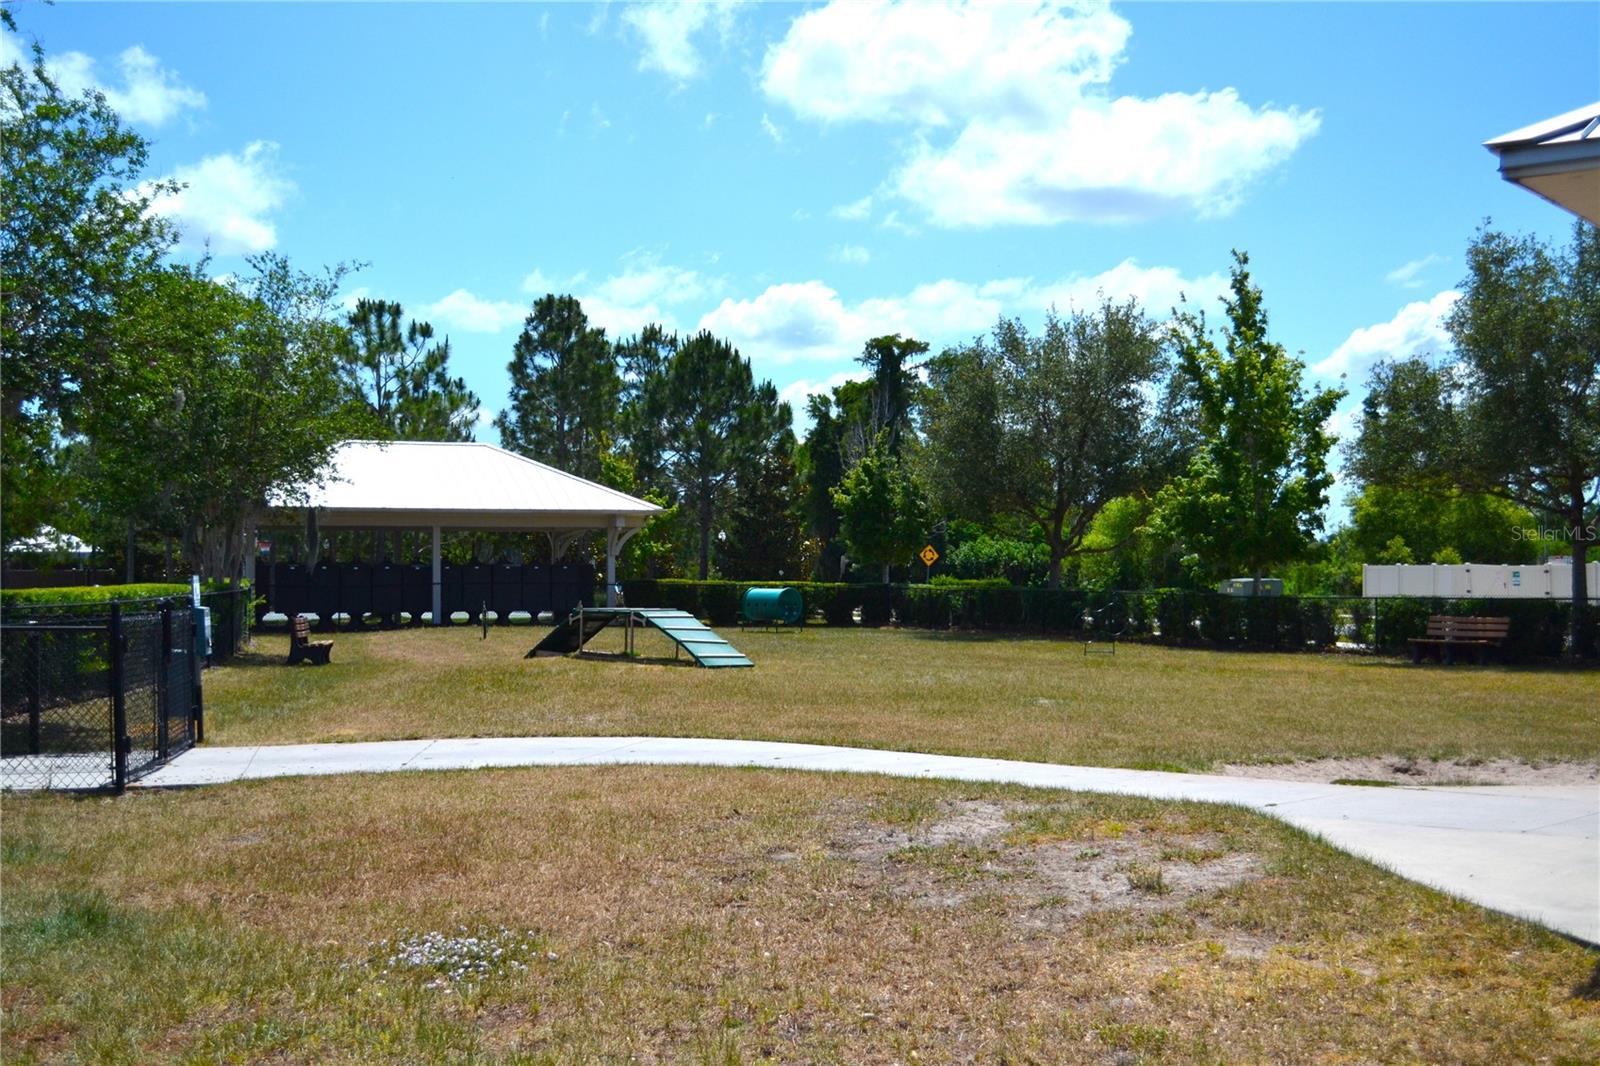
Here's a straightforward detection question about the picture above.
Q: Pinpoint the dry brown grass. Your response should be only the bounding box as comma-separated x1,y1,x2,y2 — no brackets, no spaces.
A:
207,625,1600,769
4,766,1597,1063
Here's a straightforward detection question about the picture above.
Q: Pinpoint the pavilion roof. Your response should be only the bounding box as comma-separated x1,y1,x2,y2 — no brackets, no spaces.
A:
271,440,661,530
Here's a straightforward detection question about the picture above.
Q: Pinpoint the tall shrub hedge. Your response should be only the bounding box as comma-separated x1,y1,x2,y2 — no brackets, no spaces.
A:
619,579,1577,661
0,583,194,609
1,582,255,660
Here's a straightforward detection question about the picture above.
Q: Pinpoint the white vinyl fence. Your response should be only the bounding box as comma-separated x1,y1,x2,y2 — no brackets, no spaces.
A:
1362,562,1600,599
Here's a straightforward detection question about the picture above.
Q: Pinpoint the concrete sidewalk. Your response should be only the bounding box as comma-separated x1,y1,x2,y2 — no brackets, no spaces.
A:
135,736,1600,945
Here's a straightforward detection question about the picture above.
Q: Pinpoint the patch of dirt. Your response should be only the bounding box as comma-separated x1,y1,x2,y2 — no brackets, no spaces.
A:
827,799,1265,922
1217,756,1600,787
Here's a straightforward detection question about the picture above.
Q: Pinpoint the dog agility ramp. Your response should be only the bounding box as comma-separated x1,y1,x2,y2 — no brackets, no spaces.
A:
527,607,753,668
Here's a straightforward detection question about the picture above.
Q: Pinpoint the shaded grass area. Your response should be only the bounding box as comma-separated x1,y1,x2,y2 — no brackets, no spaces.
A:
3,766,1597,1063
208,626,1599,769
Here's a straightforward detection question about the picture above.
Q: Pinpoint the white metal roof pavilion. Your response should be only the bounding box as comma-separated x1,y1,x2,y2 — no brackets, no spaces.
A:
1485,102,1600,225
266,440,662,617
280,440,660,530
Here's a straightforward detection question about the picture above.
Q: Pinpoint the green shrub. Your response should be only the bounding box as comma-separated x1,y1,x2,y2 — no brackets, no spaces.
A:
0,583,192,610
612,579,1575,661
702,583,743,627
928,576,1010,589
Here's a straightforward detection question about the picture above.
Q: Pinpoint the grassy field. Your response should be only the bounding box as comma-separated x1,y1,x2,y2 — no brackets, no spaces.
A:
4,765,1597,1063
207,625,1600,769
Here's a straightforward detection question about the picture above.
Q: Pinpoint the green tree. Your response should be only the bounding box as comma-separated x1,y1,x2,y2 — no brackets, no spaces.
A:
923,300,1174,588
721,431,807,580
1076,495,1182,591
919,341,1009,528
83,256,359,582
615,323,678,493
1347,485,1537,566
649,331,787,578
1148,252,1344,587
341,298,480,441
1,31,177,539
944,531,1051,586
832,435,931,582
598,444,686,579
1348,223,1599,655
797,392,849,579
857,333,927,456
497,294,618,480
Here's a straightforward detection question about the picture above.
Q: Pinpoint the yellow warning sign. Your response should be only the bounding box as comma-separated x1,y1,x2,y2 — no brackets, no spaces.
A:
919,544,940,567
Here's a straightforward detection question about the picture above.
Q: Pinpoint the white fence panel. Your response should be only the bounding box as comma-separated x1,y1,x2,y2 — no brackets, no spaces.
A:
1363,562,1600,599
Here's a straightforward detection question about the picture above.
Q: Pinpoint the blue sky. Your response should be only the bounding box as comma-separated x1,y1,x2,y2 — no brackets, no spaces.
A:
7,2,1597,523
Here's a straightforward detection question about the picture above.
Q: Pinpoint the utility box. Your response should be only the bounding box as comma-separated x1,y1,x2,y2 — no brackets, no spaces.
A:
193,606,213,658
1218,578,1283,597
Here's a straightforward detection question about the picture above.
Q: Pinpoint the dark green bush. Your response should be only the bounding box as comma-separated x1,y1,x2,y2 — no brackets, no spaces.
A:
0,583,192,611
928,576,1010,589
617,579,1577,660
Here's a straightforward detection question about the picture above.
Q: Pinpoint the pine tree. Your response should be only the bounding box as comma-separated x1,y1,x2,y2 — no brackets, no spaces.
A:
497,294,618,480
342,298,480,441
651,332,788,578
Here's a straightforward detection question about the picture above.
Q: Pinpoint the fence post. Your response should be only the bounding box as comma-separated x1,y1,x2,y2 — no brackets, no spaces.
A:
192,608,205,744
27,628,42,755
109,602,128,793
158,604,172,760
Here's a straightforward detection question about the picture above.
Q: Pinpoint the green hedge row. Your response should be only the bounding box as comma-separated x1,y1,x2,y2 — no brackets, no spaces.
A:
620,580,1578,661
0,583,255,661
0,582,194,608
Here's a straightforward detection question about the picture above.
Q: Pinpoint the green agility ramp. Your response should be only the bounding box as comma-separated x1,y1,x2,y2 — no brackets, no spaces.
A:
527,607,754,668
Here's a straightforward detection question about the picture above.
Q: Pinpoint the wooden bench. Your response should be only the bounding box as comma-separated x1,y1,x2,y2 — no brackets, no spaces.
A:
1409,615,1510,665
287,615,333,665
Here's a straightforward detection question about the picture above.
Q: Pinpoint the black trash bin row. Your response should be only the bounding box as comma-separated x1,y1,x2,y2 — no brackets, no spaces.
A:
256,562,595,628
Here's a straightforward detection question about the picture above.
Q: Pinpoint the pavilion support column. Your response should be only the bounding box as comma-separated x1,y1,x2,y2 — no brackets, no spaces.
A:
609,527,640,607
431,525,442,626
606,526,619,607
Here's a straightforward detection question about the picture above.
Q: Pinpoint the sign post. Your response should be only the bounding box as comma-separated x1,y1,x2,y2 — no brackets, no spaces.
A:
919,544,939,583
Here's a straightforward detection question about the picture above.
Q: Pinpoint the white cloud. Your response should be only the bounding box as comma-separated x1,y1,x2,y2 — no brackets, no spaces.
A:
760,112,785,144
878,209,919,236
700,281,858,362
894,89,1319,226
1312,290,1459,383
832,244,871,265
4,34,207,126
778,371,859,413
520,268,580,296
143,141,293,254
1323,400,1362,448
338,286,372,313
424,289,526,334
763,0,1318,226
765,0,1128,127
0,31,23,69
831,195,873,221
1385,254,1447,289
1026,259,1228,317
516,254,727,339
623,0,742,83
699,258,1227,368
591,255,717,308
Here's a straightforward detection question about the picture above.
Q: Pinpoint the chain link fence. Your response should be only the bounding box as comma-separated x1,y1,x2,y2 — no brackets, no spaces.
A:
1,601,201,792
